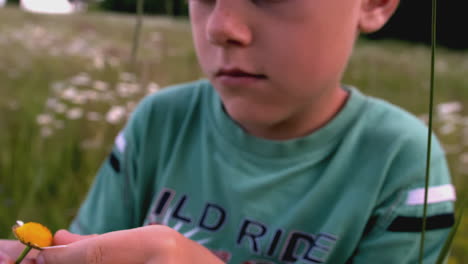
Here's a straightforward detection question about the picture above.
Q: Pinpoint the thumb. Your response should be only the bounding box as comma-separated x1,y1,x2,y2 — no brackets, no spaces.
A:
37,227,158,264
53,230,97,245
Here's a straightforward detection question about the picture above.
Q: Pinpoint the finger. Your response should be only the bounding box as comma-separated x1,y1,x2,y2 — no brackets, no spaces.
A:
0,250,14,264
0,240,41,263
20,258,37,264
37,227,161,264
0,240,35,260
0,251,36,264
53,230,97,245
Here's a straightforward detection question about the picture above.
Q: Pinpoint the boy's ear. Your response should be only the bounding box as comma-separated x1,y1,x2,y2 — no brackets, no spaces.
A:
358,0,400,33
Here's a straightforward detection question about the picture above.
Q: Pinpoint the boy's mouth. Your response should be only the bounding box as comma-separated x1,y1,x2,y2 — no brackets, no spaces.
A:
214,68,267,87
216,68,267,79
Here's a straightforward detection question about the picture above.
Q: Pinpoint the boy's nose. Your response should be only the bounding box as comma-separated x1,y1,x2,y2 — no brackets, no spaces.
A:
206,6,252,47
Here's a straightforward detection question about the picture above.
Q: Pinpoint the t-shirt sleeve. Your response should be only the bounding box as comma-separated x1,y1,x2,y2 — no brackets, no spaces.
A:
68,82,199,235
68,93,154,235
348,154,456,263
69,129,137,235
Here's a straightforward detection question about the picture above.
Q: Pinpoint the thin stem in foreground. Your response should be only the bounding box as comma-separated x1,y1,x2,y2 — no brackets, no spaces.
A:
418,0,437,262
15,246,32,264
131,0,145,65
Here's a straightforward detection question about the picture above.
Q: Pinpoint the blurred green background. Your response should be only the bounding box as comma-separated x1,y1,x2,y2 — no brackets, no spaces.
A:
0,4,467,263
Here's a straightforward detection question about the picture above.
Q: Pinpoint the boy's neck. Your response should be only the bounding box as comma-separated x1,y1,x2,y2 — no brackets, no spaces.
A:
239,87,349,141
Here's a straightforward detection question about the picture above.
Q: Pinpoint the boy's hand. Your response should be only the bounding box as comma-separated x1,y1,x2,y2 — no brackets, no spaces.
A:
0,250,17,264
0,250,36,264
0,240,38,264
52,230,96,245
0,250,20,264
37,225,223,264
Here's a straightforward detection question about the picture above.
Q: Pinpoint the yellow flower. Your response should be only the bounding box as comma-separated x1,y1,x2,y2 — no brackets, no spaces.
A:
12,221,53,249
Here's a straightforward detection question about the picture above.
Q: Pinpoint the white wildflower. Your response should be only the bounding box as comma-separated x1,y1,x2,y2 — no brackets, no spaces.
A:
93,80,109,92
40,127,53,138
116,83,130,98
108,57,120,67
117,83,140,98
147,82,160,94
70,73,91,86
460,153,468,164
7,69,20,79
67,107,83,120
437,102,462,116
461,117,468,126
463,128,468,146
80,139,101,150
439,123,456,135
442,144,461,154
126,101,137,111
83,90,99,101
49,47,61,57
93,56,105,70
128,83,141,94
61,86,79,100
99,93,115,102
66,39,88,56
436,60,448,73
106,106,126,124
119,72,136,82
71,94,87,105
53,102,67,114
7,100,19,111
51,81,65,92
87,112,102,121
36,114,54,126
46,98,59,109
150,32,163,43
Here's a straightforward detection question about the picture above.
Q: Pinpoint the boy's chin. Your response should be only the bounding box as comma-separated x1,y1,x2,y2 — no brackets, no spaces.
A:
224,105,283,133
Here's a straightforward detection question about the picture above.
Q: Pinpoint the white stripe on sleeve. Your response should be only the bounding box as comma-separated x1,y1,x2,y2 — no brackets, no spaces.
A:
406,184,456,205
115,132,126,153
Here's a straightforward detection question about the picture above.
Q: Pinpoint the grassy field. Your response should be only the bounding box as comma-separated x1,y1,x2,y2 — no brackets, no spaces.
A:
1,6,468,262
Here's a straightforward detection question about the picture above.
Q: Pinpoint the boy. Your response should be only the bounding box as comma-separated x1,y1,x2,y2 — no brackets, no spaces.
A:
0,0,456,263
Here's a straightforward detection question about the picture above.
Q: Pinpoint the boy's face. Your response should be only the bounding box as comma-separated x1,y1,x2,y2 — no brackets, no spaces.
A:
189,0,398,137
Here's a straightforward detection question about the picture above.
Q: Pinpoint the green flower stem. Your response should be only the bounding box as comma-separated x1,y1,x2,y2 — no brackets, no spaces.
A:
419,0,437,262
15,245,32,264
131,0,145,65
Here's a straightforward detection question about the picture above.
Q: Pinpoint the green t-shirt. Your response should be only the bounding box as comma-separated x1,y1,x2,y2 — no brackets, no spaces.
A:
71,80,455,263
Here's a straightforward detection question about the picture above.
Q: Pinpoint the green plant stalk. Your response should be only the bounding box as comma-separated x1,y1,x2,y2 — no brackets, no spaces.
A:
15,246,32,264
165,0,174,16
131,0,145,65
436,198,466,264
418,0,437,262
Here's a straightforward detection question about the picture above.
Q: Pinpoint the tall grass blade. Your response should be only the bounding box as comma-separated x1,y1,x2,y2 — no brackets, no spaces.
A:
418,0,437,262
131,0,145,65
435,199,466,264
